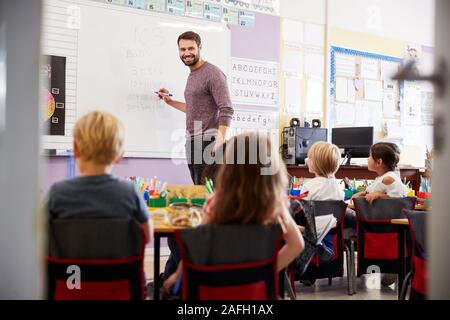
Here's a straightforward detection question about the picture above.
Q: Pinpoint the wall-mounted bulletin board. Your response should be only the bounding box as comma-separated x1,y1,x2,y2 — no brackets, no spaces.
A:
329,44,434,167
330,46,403,141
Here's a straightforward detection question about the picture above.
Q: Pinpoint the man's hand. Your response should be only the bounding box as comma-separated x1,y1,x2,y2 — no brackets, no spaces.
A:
157,88,173,104
212,135,224,153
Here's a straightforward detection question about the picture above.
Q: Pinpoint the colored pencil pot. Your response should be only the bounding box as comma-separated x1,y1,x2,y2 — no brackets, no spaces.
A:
344,189,356,201
169,197,188,204
291,189,301,196
191,198,206,206
417,192,431,206
148,197,167,208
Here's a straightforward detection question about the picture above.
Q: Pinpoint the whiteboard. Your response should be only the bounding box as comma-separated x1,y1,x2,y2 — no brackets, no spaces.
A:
42,0,230,158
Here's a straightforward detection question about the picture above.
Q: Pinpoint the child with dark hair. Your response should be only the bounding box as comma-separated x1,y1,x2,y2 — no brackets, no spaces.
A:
350,142,409,287
352,142,408,204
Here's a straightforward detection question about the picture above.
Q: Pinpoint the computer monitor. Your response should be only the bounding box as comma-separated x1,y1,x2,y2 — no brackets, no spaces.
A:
295,127,328,164
331,127,374,165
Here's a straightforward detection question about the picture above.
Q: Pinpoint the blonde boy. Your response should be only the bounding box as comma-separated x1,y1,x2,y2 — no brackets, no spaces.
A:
302,141,344,201
47,111,152,243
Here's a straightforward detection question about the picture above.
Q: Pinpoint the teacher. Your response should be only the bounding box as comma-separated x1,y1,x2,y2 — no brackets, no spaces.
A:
158,31,234,185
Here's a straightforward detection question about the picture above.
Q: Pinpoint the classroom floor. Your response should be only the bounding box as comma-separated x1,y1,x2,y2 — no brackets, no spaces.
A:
293,277,398,300
145,250,399,300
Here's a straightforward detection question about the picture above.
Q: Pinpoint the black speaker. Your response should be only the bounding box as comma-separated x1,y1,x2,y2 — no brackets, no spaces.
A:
290,118,300,127
312,119,321,128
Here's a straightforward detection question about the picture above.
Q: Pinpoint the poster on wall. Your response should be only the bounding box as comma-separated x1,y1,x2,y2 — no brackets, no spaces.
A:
238,10,255,28
229,109,279,147
231,57,279,107
185,0,203,18
147,0,166,11
204,2,222,21
126,0,146,9
41,55,66,136
223,6,239,25
167,0,185,15
403,81,422,126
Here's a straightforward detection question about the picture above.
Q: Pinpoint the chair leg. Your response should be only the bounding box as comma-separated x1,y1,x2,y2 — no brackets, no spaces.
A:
399,271,412,300
350,239,357,294
345,245,353,296
284,270,296,300
328,277,332,286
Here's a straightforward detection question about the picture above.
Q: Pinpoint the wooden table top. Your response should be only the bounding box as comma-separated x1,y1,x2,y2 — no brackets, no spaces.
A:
347,203,427,211
391,219,409,225
149,208,305,234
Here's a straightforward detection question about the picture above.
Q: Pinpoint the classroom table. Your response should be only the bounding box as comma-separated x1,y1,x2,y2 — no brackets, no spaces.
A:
347,203,427,211
150,211,304,301
152,221,183,301
287,165,425,193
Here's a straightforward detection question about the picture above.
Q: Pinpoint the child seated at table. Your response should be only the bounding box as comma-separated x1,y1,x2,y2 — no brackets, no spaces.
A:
351,142,408,287
46,111,152,243
352,142,408,203
162,132,304,297
302,141,344,201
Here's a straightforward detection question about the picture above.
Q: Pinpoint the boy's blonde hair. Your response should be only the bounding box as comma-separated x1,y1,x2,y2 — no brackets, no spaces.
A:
73,111,125,165
307,141,341,177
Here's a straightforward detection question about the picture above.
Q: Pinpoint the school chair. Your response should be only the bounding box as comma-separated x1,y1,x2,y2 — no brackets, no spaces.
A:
352,197,416,295
47,217,146,300
174,224,282,300
291,200,352,295
400,209,428,300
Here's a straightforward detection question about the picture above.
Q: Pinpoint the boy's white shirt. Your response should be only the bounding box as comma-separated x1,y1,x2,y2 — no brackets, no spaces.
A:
301,176,342,244
302,177,345,201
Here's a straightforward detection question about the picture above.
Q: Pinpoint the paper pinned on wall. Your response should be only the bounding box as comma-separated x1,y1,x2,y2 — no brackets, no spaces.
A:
283,51,302,78
335,55,355,78
285,77,301,114
306,77,323,115
282,19,303,48
335,77,348,102
354,101,370,126
385,119,403,139
364,79,383,101
421,90,433,125
380,61,399,82
305,53,324,77
335,102,355,126
403,81,422,125
347,79,356,103
303,23,324,48
360,58,378,80
383,89,398,118
366,101,383,131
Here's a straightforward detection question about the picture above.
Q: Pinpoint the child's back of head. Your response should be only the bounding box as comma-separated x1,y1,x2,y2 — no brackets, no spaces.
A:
306,141,341,178
209,132,288,225
73,111,125,165
369,142,400,172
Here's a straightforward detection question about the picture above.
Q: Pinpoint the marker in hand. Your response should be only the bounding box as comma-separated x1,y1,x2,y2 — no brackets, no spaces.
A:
155,91,173,97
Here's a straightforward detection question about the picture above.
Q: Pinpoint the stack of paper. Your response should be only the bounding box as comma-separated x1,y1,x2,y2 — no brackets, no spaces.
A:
315,214,337,245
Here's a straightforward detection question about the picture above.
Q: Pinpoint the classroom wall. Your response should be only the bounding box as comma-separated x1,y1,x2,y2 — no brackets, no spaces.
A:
45,0,436,188
45,9,281,190
280,0,326,24
328,0,435,47
327,0,435,167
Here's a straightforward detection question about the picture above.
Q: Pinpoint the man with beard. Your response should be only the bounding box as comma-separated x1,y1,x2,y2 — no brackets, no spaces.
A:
157,31,233,185
155,32,233,297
